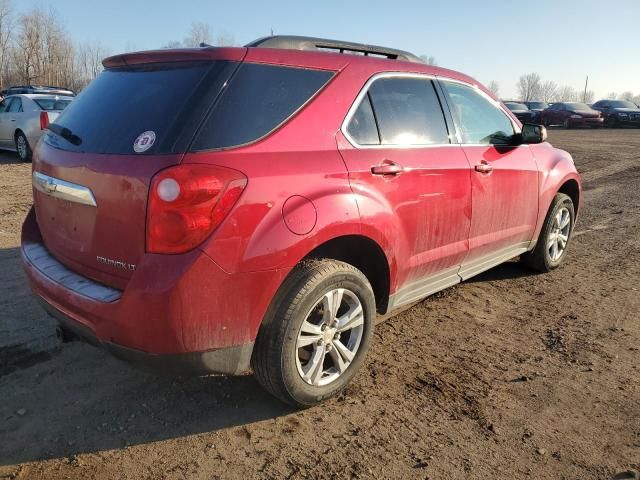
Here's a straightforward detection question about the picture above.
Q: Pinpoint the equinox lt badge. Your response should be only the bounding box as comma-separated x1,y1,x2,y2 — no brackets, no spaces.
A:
96,256,136,271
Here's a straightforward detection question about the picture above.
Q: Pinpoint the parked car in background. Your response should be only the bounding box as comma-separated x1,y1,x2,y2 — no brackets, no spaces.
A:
504,102,538,123
524,101,549,117
22,35,581,407
591,99,640,127
539,102,603,128
0,94,73,161
0,85,75,97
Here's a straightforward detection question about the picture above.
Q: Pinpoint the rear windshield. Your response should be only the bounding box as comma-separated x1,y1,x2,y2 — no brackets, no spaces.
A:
44,61,238,155
526,102,548,109
45,61,333,155
609,100,636,109
34,98,73,111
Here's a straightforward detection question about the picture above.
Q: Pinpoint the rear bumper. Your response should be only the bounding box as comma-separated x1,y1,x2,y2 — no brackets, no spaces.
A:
21,208,289,375
38,297,254,375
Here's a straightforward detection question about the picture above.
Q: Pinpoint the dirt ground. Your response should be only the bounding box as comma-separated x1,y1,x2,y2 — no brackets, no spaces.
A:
0,129,638,480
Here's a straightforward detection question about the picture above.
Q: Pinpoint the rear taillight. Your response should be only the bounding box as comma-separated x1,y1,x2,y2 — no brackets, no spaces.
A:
146,164,247,254
39,111,49,130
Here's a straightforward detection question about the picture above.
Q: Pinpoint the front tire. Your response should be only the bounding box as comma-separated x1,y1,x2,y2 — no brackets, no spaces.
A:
252,259,376,407
521,193,575,272
15,132,32,162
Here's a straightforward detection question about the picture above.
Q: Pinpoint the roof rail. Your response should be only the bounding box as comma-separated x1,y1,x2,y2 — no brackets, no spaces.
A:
245,35,424,64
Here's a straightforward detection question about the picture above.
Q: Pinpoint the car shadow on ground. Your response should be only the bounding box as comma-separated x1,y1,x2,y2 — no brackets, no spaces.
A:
0,149,22,165
0,246,292,466
465,258,538,283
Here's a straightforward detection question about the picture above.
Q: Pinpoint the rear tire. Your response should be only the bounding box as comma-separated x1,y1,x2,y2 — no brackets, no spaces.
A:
15,132,32,162
252,259,375,407
521,193,575,273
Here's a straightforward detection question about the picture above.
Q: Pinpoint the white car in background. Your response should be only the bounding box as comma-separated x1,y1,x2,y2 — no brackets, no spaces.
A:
0,94,73,162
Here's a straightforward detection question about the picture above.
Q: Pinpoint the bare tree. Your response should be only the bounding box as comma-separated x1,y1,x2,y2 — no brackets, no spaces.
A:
517,72,542,101
214,33,236,46
633,94,640,106
582,90,595,104
0,0,14,90
606,92,618,99
184,21,212,47
539,80,557,103
555,85,579,102
419,54,437,66
619,91,634,101
487,80,499,97
163,40,183,49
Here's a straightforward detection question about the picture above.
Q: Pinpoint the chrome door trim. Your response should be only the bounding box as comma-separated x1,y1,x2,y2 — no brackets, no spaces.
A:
32,171,97,207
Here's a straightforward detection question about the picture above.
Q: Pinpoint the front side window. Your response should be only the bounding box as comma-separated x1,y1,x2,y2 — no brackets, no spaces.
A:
0,98,11,113
367,77,449,145
443,81,515,145
8,98,22,113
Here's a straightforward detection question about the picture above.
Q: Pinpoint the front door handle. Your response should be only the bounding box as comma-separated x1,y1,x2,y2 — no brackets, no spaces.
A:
474,162,493,174
371,162,404,175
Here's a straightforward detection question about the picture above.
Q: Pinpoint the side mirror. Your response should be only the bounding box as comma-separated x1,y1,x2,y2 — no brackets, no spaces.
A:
520,123,547,144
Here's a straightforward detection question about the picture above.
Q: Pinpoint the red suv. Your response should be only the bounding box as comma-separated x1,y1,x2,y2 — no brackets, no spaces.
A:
21,36,581,406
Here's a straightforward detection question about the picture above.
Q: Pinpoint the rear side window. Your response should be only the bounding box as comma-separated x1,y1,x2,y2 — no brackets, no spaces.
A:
346,94,380,145
34,98,72,111
192,64,333,151
366,77,449,145
443,81,515,145
45,61,238,154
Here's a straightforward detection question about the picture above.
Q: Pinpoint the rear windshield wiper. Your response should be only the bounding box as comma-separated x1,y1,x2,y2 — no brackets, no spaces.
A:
48,124,82,146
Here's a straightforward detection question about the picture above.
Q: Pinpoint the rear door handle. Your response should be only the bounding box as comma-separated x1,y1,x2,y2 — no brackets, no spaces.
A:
371,162,404,175
474,162,493,174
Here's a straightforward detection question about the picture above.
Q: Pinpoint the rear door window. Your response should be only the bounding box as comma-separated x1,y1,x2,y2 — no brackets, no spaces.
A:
346,93,380,145
366,77,449,145
191,64,333,151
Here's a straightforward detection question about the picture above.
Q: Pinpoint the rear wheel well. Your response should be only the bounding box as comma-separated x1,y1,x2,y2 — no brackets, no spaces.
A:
304,235,390,314
558,179,580,211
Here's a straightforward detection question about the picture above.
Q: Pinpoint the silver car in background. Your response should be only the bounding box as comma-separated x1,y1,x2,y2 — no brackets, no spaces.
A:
0,94,73,162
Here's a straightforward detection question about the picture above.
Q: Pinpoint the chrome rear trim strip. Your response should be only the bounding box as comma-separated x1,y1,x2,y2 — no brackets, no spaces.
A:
32,171,97,207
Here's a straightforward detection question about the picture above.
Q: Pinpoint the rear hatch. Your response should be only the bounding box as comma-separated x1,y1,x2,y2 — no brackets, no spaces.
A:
32,49,245,289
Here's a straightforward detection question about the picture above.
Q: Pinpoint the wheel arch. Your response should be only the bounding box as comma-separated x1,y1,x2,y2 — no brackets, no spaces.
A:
302,234,391,315
557,178,580,212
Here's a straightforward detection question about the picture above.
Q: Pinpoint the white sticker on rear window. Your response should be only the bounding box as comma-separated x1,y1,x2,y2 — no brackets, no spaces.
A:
133,131,156,153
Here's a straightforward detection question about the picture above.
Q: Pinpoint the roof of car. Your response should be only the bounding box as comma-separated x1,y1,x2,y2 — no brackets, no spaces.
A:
103,43,488,97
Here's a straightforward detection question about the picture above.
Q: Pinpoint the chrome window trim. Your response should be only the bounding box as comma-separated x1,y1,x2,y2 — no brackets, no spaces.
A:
340,72,457,150
341,72,521,149
32,171,97,207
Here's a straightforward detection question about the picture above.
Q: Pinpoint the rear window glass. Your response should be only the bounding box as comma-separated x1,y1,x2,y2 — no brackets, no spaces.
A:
44,61,237,154
346,93,380,145
34,98,72,111
367,77,449,145
191,63,333,151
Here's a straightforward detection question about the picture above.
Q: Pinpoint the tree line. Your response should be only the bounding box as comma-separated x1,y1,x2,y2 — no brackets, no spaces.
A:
487,73,640,105
0,1,109,92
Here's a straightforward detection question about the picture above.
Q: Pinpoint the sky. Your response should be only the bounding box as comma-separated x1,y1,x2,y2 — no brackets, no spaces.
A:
13,0,640,99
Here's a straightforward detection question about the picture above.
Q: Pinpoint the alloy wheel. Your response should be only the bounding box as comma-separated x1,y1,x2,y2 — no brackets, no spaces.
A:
295,288,364,387
547,207,571,262
16,135,27,160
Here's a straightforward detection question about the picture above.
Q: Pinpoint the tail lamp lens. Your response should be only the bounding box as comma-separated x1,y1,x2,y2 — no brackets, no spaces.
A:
146,164,247,254
39,111,49,130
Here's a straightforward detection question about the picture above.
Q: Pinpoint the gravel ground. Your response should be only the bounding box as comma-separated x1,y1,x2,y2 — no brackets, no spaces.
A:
0,129,638,480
